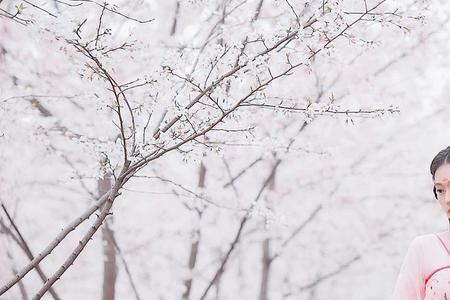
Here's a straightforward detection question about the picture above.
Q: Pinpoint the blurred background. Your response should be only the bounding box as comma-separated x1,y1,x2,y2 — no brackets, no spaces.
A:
1,0,449,299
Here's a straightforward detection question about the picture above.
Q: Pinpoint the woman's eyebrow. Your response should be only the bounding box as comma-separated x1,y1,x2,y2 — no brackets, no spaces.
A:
434,182,444,186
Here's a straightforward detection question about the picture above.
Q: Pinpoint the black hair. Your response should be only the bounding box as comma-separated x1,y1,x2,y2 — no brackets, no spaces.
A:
430,146,450,199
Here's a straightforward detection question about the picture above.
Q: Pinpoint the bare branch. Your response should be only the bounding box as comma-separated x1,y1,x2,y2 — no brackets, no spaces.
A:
22,0,57,18
95,3,107,48
66,0,154,23
284,0,301,28
70,41,137,162
298,254,361,291
111,235,141,300
55,0,83,7
239,102,399,117
0,191,111,295
199,159,281,300
271,204,323,261
4,247,29,300
0,204,62,300
133,175,244,211
223,157,262,188
32,164,130,299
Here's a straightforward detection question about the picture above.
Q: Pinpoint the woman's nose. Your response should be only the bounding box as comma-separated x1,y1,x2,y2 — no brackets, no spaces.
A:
445,192,450,203
446,193,450,203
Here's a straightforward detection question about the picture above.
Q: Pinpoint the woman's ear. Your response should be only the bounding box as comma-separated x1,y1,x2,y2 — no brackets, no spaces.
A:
433,186,437,199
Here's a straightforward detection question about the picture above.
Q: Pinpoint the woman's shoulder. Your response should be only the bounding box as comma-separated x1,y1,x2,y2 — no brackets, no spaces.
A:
410,232,447,249
393,232,444,250
421,231,448,240
418,232,438,239
407,232,438,247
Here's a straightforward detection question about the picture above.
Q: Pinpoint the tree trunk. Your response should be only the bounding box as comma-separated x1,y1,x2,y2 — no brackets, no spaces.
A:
182,237,200,300
170,0,180,36
182,162,205,300
259,160,276,300
98,172,117,300
258,239,271,300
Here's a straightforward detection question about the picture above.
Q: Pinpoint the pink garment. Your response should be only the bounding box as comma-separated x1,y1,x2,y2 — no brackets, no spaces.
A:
391,233,450,300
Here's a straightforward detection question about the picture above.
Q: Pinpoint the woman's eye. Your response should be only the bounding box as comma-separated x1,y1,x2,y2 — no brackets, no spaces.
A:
437,189,445,194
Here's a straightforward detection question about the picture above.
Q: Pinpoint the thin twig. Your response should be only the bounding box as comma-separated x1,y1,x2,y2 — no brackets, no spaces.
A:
22,0,57,17
66,0,154,23
199,160,281,300
111,235,141,300
95,3,106,48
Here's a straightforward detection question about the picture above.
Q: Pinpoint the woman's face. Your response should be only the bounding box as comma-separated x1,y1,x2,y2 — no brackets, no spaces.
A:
434,163,450,216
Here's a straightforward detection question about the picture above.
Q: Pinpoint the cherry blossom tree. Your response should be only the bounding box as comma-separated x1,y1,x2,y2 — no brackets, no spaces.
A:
0,0,443,299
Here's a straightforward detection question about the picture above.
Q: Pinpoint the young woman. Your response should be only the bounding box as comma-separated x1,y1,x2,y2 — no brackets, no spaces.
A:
391,146,450,300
